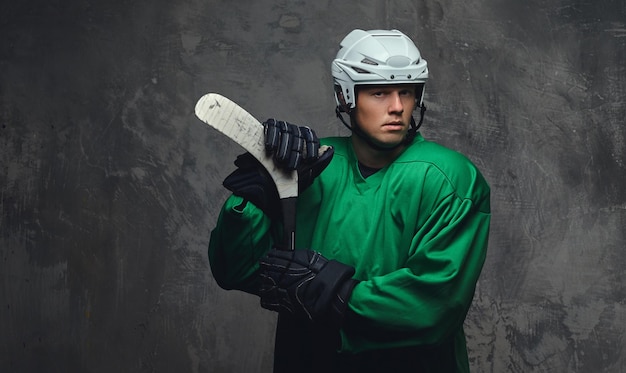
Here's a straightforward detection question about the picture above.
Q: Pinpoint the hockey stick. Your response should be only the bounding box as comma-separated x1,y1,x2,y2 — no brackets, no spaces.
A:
194,93,298,251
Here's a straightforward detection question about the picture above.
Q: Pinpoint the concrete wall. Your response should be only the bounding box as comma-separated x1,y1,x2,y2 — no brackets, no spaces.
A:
1,1,624,372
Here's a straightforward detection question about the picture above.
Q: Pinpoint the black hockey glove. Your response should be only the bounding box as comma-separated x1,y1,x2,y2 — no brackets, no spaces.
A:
263,118,334,191
222,120,333,219
222,152,282,220
263,118,321,171
259,248,359,327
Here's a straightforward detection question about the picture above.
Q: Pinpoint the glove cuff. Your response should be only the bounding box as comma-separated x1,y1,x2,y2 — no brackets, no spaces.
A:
329,278,359,329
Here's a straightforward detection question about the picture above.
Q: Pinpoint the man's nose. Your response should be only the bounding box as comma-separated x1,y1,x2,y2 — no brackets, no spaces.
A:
389,92,404,113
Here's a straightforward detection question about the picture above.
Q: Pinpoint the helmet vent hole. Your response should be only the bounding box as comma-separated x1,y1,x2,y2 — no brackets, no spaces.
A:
351,66,371,74
361,58,379,66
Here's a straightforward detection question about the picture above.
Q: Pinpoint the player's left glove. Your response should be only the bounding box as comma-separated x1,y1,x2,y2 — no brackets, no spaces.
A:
259,248,359,327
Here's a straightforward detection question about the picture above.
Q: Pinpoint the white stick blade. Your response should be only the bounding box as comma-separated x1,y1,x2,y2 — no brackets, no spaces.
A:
194,93,298,199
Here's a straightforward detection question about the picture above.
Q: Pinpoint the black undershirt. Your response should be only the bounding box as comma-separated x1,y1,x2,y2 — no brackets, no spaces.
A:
358,162,381,178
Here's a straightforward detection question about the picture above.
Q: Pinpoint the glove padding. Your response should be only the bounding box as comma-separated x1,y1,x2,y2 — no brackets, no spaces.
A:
222,120,333,219
264,118,320,170
259,249,358,327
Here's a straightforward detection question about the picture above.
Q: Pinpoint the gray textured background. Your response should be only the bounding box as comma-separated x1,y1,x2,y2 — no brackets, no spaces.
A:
1,1,625,372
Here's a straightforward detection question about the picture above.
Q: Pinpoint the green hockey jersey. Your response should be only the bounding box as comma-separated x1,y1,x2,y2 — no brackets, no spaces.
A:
209,133,491,372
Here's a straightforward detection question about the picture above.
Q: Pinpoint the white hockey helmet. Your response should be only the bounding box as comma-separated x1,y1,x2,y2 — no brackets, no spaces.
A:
332,29,429,111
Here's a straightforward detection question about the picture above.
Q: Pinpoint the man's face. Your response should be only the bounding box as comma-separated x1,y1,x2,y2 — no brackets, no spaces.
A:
353,84,417,149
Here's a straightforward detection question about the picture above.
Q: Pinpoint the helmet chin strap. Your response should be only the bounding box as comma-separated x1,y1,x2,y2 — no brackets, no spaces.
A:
335,103,427,152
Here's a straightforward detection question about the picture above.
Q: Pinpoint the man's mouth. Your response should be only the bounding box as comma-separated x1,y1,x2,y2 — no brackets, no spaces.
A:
383,122,404,130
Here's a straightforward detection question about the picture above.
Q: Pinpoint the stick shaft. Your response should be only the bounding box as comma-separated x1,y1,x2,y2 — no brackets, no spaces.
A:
280,197,297,251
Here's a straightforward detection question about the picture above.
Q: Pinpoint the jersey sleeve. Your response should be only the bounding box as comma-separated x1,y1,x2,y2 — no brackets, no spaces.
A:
208,195,277,295
341,175,491,353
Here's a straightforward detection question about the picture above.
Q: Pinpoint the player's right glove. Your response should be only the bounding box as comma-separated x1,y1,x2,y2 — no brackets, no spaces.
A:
263,118,321,170
222,120,333,219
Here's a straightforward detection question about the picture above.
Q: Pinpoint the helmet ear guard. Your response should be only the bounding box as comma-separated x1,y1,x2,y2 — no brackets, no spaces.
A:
334,84,351,113
410,83,426,111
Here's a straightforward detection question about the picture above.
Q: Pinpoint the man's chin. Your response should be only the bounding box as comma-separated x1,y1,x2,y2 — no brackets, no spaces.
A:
371,137,407,150
351,131,409,151
376,133,409,146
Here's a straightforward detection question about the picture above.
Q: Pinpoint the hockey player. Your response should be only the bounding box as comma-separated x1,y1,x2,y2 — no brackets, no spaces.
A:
208,29,491,372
